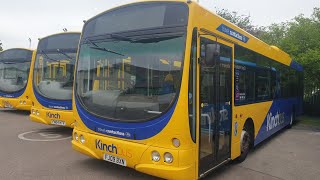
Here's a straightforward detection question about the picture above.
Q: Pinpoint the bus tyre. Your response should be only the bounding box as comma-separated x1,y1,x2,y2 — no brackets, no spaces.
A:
236,129,251,163
287,111,295,129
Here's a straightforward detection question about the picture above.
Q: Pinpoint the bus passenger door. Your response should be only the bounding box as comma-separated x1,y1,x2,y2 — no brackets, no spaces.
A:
198,36,233,176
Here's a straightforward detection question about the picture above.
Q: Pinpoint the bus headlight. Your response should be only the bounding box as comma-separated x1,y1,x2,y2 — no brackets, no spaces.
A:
20,101,23,104
80,135,85,144
23,101,26,105
172,138,180,148
151,151,160,162
74,132,78,141
36,110,40,116
164,152,173,163
32,109,35,114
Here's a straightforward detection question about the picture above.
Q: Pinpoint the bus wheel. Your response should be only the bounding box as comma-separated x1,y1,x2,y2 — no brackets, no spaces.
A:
287,110,295,129
236,129,251,163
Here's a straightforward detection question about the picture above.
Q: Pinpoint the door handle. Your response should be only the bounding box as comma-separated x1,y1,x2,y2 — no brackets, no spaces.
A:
225,101,231,105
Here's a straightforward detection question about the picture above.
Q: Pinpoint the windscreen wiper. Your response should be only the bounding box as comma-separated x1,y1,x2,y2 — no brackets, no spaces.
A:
86,39,125,57
56,49,74,60
132,35,182,43
110,33,133,42
110,33,181,43
40,50,59,62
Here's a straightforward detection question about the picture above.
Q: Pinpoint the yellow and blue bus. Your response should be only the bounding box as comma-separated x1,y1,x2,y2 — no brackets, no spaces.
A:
30,32,80,127
71,1,303,179
0,48,35,110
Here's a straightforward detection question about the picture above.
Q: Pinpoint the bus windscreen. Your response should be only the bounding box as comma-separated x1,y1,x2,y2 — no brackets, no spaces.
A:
0,49,32,93
33,33,80,100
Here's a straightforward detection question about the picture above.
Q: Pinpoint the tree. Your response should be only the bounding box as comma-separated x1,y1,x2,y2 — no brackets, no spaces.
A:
312,7,320,22
298,49,320,96
257,23,287,46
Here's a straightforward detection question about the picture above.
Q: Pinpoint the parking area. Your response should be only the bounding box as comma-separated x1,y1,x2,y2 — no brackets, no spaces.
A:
1,109,320,180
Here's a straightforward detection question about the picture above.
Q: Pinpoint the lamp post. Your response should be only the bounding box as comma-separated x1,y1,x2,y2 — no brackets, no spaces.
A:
28,38,31,49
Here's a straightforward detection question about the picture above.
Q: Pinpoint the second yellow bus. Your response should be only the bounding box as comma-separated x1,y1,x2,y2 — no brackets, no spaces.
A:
30,32,80,127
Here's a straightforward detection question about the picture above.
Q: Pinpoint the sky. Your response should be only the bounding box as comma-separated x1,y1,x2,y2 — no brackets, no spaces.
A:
0,0,318,50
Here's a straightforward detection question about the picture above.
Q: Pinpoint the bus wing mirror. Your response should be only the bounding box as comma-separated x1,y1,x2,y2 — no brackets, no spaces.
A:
205,44,220,66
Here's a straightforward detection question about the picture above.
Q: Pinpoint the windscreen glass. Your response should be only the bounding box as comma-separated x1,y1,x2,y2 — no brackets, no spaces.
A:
0,49,32,93
76,2,188,122
33,33,80,100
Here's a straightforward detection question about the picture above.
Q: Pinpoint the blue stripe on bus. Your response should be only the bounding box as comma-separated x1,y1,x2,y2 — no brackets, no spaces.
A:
228,58,303,73
75,98,176,140
290,60,303,72
235,59,256,67
254,97,303,146
220,56,257,68
33,86,72,110
0,87,26,98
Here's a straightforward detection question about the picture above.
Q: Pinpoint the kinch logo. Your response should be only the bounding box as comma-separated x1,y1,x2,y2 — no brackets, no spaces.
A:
96,139,118,154
46,112,61,119
266,111,285,131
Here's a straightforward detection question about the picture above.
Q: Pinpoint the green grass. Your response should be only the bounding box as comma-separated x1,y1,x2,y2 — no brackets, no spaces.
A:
296,115,320,128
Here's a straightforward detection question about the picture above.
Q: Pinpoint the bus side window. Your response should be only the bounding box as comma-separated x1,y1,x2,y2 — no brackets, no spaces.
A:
234,45,256,105
255,69,270,101
270,70,277,98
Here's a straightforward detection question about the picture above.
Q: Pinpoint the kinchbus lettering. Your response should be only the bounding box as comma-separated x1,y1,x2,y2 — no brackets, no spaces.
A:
266,111,285,131
95,139,132,158
46,112,61,119
96,139,118,154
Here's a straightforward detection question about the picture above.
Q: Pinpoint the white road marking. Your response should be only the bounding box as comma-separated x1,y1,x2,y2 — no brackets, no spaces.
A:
18,130,71,142
38,133,62,139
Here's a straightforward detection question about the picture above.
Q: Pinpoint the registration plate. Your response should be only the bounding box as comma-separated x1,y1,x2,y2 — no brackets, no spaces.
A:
103,154,127,166
51,120,66,126
3,101,12,108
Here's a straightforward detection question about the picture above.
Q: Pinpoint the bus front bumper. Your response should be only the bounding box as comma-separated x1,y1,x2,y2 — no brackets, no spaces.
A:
72,128,196,180
30,107,75,128
0,98,32,111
